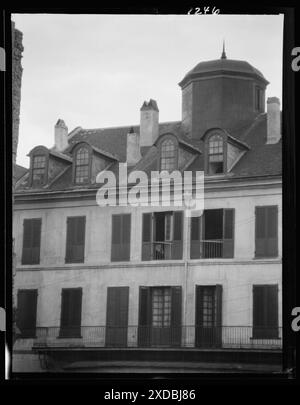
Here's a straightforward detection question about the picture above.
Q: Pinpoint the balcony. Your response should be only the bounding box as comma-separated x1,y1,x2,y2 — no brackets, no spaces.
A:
31,326,282,350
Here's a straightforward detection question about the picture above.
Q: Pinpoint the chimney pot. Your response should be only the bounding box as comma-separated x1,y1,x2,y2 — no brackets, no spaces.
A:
267,97,281,144
54,119,68,151
140,99,159,147
127,127,141,166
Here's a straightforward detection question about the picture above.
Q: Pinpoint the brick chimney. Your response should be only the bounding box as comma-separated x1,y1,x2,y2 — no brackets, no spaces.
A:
127,127,141,166
266,97,281,144
140,99,159,147
54,119,68,151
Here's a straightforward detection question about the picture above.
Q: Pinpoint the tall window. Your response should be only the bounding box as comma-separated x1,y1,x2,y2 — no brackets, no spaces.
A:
142,211,183,261
60,288,82,337
32,155,46,186
111,214,131,262
253,285,278,339
160,139,176,171
208,134,224,174
22,218,42,265
152,288,171,327
75,147,89,184
65,216,86,263
255,206,278,258
17,289,38,338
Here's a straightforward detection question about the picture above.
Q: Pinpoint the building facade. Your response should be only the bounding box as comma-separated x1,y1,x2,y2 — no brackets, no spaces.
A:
13,50,282,372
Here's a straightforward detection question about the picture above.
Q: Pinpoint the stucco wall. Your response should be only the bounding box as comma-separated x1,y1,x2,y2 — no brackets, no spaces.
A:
13,183,282,326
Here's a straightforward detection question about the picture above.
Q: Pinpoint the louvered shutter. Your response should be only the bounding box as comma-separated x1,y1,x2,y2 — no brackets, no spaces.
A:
60,288,82,337
172,211,183,259
190,217,201,259
142,213,152,261
106,287,129,347
122,214,131,261
255,206,278,257
111,214,131,261
65,217,85,263
223,209,234,258
253,285,278,338
171,286,182,346
17,289,38,337
266,206,278,257
22,219,41,265
215,284,223,346
138,287,151,346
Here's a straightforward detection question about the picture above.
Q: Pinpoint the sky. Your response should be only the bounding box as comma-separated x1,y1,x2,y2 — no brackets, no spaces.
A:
12,13,284,168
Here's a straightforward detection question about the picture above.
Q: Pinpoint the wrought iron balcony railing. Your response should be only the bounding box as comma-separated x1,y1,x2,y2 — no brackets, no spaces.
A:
22,326,283,350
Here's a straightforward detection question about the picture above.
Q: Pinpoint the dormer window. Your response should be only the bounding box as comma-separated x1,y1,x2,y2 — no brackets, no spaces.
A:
32,154,46,186
75,147,90,184
208,134,224,174
160,138,177,171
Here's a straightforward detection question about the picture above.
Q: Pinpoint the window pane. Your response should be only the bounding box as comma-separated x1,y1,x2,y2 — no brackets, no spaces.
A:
152,288,171,327
161,139,176,171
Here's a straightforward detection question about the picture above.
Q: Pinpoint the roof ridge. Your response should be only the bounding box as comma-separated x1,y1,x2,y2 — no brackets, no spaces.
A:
77,120,181,133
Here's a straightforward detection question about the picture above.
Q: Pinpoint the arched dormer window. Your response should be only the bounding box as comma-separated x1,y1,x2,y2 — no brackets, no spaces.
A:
160,137,178,171
206,131,226,174
28,146,49,187
32,154,47,186
74,146,90,184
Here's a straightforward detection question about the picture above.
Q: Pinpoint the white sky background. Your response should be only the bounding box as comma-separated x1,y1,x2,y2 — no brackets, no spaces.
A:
12,14,284,168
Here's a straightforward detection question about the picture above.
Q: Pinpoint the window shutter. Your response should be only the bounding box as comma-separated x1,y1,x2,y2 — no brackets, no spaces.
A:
75,217,85,262
22,219,41,265
171,286,182,346
253,285,278,338
266,206,278,257
111,215,121,261
255,206,278,258
255,206,266,257
195,286,204,326
190,217,201,259
138,287,151,346
106,287,129,347
111,214,131,262
215,285,223,327
60,288,82,337
17,289,38,337
172,211,183,259
65,217,85,263
223,209,234,258
122,214,131,261
142,213,152,261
